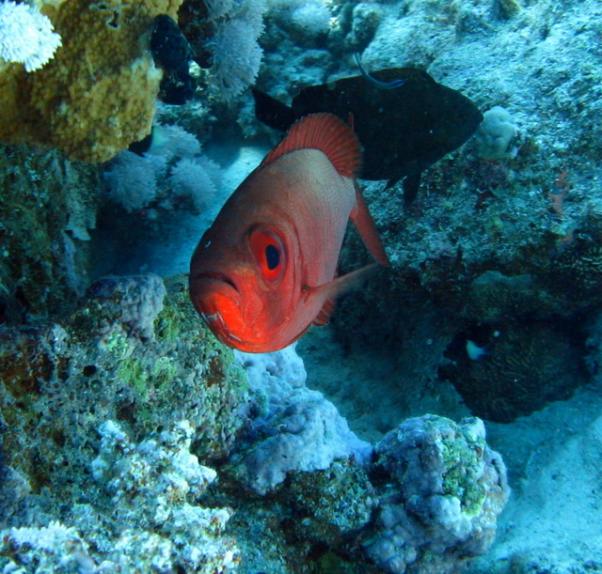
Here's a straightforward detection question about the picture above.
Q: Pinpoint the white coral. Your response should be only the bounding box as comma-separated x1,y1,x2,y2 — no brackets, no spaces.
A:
211,19,264,100
169,157,219,213
103,150,167,212
0,1,61,72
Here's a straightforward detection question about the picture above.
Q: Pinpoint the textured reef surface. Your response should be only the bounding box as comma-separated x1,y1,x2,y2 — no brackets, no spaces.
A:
1,0,602,572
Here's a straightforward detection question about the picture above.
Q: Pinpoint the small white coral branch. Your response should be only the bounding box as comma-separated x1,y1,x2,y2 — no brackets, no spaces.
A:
0,1,61,72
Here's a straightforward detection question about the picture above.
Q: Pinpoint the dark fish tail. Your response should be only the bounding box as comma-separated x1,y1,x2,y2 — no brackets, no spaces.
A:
252,88,297,132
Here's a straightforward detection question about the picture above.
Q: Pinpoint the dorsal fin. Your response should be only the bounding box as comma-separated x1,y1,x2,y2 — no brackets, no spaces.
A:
261,113,361,178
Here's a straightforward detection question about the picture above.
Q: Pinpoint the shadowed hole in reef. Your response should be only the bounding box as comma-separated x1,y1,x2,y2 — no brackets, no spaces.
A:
439,317,590,422
116,401,136,424
82,364,97,376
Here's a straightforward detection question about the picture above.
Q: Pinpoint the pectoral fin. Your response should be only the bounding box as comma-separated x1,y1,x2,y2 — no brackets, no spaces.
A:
313,298,336,326
350,184,390,266
306,263,379,302
305,264,379,327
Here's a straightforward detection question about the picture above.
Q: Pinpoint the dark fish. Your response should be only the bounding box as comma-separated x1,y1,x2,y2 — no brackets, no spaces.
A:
151,15,195,105
253,67,483,204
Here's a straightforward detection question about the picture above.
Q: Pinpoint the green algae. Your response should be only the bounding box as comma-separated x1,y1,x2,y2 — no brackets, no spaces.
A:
117,355,148,397
435,419,488,517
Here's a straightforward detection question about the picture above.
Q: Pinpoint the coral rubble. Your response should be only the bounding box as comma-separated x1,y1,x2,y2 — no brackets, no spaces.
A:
1,419,239,573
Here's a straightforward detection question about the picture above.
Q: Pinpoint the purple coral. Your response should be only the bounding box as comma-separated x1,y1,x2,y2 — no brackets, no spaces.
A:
363,415,509,573
86,274,166,339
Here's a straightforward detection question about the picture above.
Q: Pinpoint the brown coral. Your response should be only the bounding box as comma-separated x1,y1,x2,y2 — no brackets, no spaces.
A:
0,0,184,162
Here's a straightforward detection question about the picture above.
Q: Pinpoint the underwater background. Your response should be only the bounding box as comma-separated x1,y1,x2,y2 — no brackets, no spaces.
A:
0,0,601,572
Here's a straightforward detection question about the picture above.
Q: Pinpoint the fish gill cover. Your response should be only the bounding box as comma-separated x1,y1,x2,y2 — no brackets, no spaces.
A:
1,0,602,573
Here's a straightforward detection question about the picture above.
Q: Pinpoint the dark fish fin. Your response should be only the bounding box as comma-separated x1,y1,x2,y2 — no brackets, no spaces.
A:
306,263,379,302
403,170,422,205
261,113,361,178
313,298,336,326
354,52,406,90
350,183,389,266
252,88,297,132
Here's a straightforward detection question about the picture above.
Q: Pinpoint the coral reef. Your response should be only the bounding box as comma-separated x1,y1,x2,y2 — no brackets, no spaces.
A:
270,0,602,423
441,321,587,422
182,0,268,101
0,1,61,72
209,347,508,573
283,460,376,549
230,346,372,495
0,292,507,572
475,107,518,160
0,274,247,504
0,522,94,573
0,0,184,162
103,123,221,215
4,0,599,571
0,144,99,321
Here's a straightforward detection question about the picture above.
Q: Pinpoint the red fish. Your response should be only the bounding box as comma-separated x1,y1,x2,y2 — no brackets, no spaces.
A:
189,113,388,353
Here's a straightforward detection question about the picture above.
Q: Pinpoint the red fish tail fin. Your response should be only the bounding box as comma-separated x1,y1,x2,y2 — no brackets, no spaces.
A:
262,113,361,178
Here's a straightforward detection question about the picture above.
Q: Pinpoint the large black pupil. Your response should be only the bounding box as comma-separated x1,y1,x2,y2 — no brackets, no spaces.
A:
265,244,280,270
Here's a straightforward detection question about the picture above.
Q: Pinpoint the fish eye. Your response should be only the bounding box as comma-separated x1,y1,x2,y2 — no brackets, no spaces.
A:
265,244,280,270
249,227,286,282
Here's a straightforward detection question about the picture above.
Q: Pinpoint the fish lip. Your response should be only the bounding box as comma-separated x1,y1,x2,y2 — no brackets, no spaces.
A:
192,271,239,294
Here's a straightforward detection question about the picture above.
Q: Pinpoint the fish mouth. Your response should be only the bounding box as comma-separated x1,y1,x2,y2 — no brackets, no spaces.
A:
190,271,242,335
192,271,239,294
199,309,243,344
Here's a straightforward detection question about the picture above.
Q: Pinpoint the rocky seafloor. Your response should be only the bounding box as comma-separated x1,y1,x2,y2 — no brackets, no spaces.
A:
1,0,602,572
